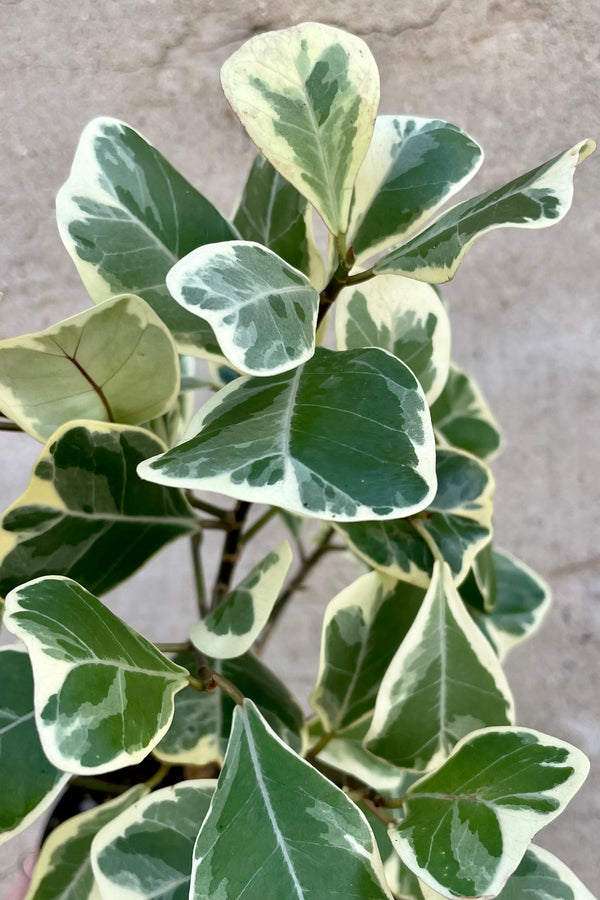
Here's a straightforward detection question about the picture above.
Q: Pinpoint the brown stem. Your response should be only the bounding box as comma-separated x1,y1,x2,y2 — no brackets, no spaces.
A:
212,500,251,606
187,494,230,519
0,418,23,432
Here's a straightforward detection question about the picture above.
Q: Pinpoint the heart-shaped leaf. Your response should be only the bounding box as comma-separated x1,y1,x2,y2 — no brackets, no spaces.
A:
221,22,380,235
3,577,190,773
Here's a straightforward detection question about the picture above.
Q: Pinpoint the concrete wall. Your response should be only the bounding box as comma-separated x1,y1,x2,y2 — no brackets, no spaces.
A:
1,0,598,889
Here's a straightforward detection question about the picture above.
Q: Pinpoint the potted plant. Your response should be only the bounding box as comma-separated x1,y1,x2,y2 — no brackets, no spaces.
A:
0,20,596,900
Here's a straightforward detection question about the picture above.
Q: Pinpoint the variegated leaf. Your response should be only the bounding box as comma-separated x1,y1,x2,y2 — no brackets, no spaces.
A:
0,645,69,847
365,562,514,771
431,364,502,460
190,700,392,900
389,727,589,899
3,577,189,774
166,241,319,375
336,448,493,586
310,571,425,733
147,355,197,449
336,274,451,403
56,117,237,355
138,347,437,522
91,780,216,900
0,295,179,443
459,541,497,612
465,549,551,660
374,139,595,282
417,843,597,900
0,422,197,599
221,22,380,235
154,651,303,766
347,116,483,261
190,541,292,659
362,807,426,900
233,152,325,285
26,785,147,900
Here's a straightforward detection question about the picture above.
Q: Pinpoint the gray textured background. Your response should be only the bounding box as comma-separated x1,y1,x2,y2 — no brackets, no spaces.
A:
1,0,598,891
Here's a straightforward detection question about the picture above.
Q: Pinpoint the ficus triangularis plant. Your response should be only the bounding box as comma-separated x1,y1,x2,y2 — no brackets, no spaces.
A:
0,20,595,900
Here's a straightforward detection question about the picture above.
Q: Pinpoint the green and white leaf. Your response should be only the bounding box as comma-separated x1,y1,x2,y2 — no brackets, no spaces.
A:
0,644,69,847
221,22,380,235
91,780,216,900
25,785,147,900
365,562,514,771
374,139,596,281
3,576,189,774
0,422,197,599
166,241,319,375
347,116,483,261
418,843,597,900
233,152,325,285
190,541,293,658
459,541,497,612
154,651,304,766
336,274,451,403
56,117,237,355
310,570,425,732
465,549,551,660
389,727,590,899
191,699,392,900
0,295,179,443
147,355,197,448
138,347,437,522
431,364,502,461
336,448,493,586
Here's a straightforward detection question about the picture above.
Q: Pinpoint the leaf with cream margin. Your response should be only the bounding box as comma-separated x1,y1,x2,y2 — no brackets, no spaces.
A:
166,241,319,375
190,541,292,659
417,843,597,900
459,541,497,612
56,117,237,356
25,785,147,900
3,576,189,774
91,780,216,900
221,22,380,235
0,645,69,847
154,651,303,766
336,448,493,587
310,570,425,733
388,726,589,899
464,549,551,660
431,364,502,461
233,152,325,285
190,699,393,900
336,274,451,403
138,347,437,522
347,116,483,261
365,562,514,771
0,294,179,443
0,422,197,600
374,139,595,281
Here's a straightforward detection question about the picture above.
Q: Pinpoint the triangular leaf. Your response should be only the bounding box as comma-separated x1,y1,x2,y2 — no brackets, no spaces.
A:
0,645,69,847
348,116,483,261
310,571,425,733
25,785,147,900
3,577,189,773
431,364,502,461
0,422,197,599
389,727,589,899
154,651,304,766
374,140,595,282
190,699,392,899
190,541,293,659
138,347,436,522
166,241,319,375
365,562,514,770
336,274,451,403
221,22,380,235
91,780,216,900
0,295,179,443
56,117,237,355
336,448,493,586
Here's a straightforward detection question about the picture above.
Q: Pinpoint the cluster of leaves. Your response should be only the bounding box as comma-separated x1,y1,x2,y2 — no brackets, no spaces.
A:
0,20,596,900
